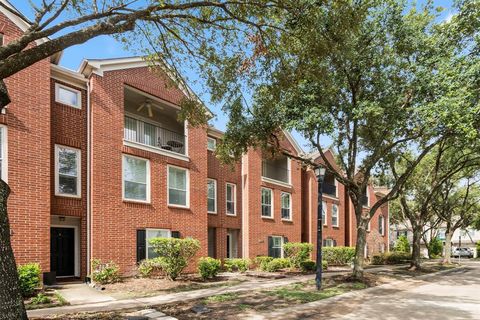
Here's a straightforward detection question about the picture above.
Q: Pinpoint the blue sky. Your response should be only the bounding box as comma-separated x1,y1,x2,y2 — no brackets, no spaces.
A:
9,0,455,152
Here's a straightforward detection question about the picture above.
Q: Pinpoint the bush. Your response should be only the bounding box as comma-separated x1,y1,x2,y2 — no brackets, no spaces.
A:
91,259,120,284
371,252,411,265
198,257,222,280
283,242,313,268
322,247,355,266
138,258,164,278
224,258,250,272
299,260,328,272
30,293,51,305
394,235,411,253
261,258,291,272
254,256,274,270
428,237,443,258
476,241,480,257
149,237,200,280
18,263,41,298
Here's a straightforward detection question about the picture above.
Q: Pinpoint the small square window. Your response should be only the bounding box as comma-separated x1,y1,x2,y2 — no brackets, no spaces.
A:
55,83,81,108
207,137,216,151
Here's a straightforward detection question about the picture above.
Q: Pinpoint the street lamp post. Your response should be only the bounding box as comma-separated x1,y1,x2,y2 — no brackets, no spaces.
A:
315,166,326,290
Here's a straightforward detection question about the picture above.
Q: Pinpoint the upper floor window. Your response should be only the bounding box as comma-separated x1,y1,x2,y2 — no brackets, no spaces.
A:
361,187,369,207
207,178,217,213
55,145,81,197
168,165,189,207
281,192,291,220
378,215,385,236
123,154,149,202
322,201,327,226
207,137,216,151
332,204,339,227
261,188,273,218
0,126,7,182
226,183,236,215
55,83,81,109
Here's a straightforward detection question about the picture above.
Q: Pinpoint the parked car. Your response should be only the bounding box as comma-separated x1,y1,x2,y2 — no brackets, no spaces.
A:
452,247,474,258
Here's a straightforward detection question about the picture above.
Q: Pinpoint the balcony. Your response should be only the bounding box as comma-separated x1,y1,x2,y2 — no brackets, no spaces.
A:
262,155,290,185
123,86,186,157
124,116,186,155
322,183,337,197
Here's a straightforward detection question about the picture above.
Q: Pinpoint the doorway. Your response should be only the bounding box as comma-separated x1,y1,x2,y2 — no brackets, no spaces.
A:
51,227,75,277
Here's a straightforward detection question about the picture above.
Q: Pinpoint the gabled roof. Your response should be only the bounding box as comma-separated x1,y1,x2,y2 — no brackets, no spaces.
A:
283,130,304,156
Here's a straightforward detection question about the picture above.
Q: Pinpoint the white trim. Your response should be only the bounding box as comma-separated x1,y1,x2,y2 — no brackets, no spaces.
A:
122,154,151,204
332,203,339,227
322,193,339,201
261,187,274,219
283,130,304,156
226,182,237,216
55,83,82,109
280,192,292,221
261,176,292,189
271,235,285,258
123,140,189,162
322,201,327,226
0,125,8,183
55,145,81,198
167,165,190,208
51,64,88,88
207,137,217,151
207,178,217,214
51,224,80,278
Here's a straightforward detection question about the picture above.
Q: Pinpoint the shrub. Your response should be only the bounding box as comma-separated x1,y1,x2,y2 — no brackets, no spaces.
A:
283,242,313,268
30,293,51,305
428,237,443,258
254,256,274,270
476,241,480,257
262,258,291,272
394,235,411,253
18,263,41,297
371,252,411,265
300,260,328,272
224,258,250,272
138,258,164,278
149,237,200,280
322,247,355,266
91,259,120,284
198,257,222,280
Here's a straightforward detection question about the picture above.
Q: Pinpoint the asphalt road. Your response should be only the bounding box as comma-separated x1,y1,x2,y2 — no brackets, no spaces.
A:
256,260,480,320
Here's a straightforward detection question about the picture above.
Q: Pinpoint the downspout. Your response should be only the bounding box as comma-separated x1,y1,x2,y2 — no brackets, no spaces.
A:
86,79,92,277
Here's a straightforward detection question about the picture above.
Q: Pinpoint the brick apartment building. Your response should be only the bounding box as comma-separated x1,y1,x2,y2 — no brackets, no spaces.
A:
0,3,389,280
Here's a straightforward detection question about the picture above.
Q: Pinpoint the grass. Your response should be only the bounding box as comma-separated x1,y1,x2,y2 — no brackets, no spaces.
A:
204,292,240,303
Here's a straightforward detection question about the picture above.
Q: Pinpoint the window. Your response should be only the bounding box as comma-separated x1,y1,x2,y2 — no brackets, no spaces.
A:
168,166,189,207
55,83,81,108
0,126,7,182
378,215,385,236
55,145,81,197
322,201,327,226
146,229,171,259
207,137,216,151
261,188,273,218
281,192,291,220
0,34,3,46
123,155,149,202
269,236,284,258
332,204,339,227
207,179,217,213
226,183,236,215
323,239,336,247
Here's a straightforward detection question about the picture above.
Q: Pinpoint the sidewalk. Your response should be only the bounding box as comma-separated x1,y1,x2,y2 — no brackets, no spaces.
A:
27,264,412,318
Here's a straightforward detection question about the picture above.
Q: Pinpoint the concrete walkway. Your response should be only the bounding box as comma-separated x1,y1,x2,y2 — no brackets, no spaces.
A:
245,261,480,320
54,283,115,305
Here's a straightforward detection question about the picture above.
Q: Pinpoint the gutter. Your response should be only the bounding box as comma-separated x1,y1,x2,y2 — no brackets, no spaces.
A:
86,79,92,276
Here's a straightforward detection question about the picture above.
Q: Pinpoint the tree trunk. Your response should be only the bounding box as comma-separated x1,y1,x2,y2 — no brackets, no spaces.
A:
0,179,28,320
410,225,422,270
352,212,368,280
443,229,453,264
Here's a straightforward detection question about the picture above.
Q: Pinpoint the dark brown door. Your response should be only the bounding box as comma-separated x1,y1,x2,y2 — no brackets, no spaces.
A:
51,227,75,277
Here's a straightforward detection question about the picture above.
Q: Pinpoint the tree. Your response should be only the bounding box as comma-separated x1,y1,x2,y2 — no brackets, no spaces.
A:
394,235,411,253
0,1,286,318
211,1,480,279
433,178,480,264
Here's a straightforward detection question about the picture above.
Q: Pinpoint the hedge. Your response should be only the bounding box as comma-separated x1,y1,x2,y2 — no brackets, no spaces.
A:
18,263,41,297
322,247,355,266
198,257,222,280
371,252,411,265
283,242,313,268
223,258,250,272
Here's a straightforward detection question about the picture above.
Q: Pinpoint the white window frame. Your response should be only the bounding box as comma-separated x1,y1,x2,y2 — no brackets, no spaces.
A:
332,203,339,227
146,228,171,259
167,165,190,208
55,144,81,198
367,219,371,232
272,235,284,258
55,83,81,109
324,239,335,247
207,137,216,151
226,183,236,216
379,215,385,236
122,154,150,203
0,125,8,183
322,201,327,226
261,187,273,218
207,178,217,214
280,192,292,221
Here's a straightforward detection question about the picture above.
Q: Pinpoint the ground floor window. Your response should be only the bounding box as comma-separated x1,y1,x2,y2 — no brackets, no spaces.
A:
146,229,171,259
268,235,285,258
323,238,336,247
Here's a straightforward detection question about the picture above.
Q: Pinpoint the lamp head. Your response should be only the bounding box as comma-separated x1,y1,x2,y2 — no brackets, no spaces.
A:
315,166,326,178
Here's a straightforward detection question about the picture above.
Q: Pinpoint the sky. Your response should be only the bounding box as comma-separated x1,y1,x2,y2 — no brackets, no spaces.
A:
9,0,456,153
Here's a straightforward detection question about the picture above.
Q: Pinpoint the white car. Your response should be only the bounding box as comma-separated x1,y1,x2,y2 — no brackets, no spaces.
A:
452,247,474,258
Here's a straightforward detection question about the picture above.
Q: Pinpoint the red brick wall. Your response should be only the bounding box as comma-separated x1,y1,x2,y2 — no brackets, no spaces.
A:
207,147,242,259
89,67,208,274
0,13,52,272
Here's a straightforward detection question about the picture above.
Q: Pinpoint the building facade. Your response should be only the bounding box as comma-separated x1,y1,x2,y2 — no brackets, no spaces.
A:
1,4,389,280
